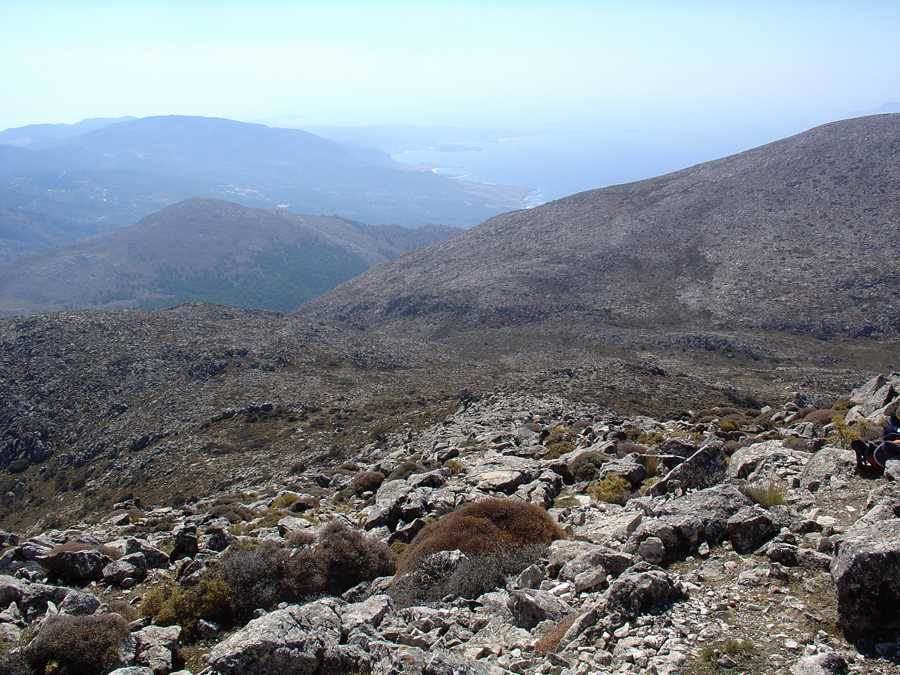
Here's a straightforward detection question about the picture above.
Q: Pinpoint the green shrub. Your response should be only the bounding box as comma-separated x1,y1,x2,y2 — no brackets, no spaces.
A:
642,454,661,478
271,492,299,510
7,459,28,475
625,430,665,445
828,415,877,448
586,475,631,505
802,409,841,427
568,451,610,481
220,539,320,618
141,571,233,635
698,638,757,667
209,502,255,523
391,547,519,605
552,494,580,509
616,442,648,457
24,613,129,675
741,481,786,509
442,459,463,476
783,436,809,452
719,418,742,433
350,471,385,496
387,462,425,482
542,440,575,459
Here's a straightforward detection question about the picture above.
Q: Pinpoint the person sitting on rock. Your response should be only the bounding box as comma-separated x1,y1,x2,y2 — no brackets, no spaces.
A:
852,413,900,471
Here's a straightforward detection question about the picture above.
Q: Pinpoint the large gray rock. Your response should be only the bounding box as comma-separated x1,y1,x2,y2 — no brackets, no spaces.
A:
647,440,726,496
168,527,198,562
37,546,112,582
859,482,900,525
625,514,704,562
464,455,541,494
846,372,900,422
575,510,643,545
831,518,900,639
135,624,181,675
365,480,413,530
124,538,170,569
789,652,848,675
726,441,810,483
507,589,572,629
423,651,501,675
603,562,686,621
320,644,373,674
0,575,97,621
800,447,857,492
727,505,778,554
103,552,148,586
552,541,634,580
653,483,752,544
209,600,342,675
57,588,103,616
653,438,700,459
342,594,394,633
0,574,30,607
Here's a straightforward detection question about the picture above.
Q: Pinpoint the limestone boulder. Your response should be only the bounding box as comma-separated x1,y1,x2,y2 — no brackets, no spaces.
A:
831,518,900,639
208,600,342,675
726,441,810,483
800,447,856,492
647,440,726,496
37,546,112,583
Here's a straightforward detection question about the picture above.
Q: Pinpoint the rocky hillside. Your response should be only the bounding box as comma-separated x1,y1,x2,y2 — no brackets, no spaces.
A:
0,374,899,674
303,114,900,339
6,300,858,535
0,199,459,314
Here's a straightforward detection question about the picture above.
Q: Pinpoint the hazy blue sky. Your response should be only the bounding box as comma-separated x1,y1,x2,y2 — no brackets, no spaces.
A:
2,0,899,192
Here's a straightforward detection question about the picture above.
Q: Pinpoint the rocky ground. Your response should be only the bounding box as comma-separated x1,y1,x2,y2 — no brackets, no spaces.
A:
1,374,900,675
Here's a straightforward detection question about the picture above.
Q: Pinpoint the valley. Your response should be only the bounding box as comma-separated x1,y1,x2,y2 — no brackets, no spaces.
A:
0,114,899,674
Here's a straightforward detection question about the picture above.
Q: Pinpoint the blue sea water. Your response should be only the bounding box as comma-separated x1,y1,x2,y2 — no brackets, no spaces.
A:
391,131,712,206
391,127,783,208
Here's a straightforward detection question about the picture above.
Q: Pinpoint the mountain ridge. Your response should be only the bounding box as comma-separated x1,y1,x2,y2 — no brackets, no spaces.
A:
0,198,460,314
302,114,900,339
0,116,532,239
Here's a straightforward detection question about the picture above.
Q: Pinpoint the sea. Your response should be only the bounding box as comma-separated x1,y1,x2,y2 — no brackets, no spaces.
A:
389,131,726,208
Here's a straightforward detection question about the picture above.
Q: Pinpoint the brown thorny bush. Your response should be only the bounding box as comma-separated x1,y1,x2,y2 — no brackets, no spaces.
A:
216,519,395,621
23,613,129,675
350,470,385,496
391,498,565,605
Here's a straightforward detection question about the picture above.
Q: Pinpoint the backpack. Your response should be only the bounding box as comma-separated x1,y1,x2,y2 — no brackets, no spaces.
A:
853,413,900,470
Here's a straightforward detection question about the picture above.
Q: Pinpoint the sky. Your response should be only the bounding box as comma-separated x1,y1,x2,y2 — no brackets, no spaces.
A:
2,0,899,195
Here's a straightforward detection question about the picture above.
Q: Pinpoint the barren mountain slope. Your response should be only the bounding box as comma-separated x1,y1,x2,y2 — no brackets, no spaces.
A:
303,114,900,338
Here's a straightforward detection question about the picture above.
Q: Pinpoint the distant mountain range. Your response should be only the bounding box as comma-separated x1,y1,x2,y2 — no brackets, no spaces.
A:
0,198,459,314
0,115,530,260
304,114,900,340
3,114,899,535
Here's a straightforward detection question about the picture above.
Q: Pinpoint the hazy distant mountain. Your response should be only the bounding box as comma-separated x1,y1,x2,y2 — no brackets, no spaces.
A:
0,116,136,148
0,198,459,314
304,114,900,340
0,205,99,265
0,116,531,242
